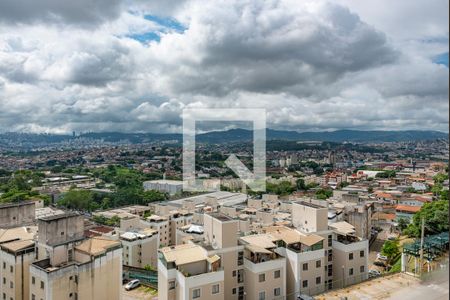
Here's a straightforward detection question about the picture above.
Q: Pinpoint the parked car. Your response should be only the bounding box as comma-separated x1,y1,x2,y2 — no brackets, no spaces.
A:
369,269,381,277
377,253,388,261
374,260,386,267
124,279,140,291
297,294,315,300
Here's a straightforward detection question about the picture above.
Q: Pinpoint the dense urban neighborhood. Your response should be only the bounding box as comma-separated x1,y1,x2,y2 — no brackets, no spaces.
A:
0,134,448,299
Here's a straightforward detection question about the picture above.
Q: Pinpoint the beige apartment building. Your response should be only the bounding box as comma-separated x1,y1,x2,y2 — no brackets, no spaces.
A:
264,226,326,298
0,225,38,300
0,201,35,229
29,212,123,300
159,203,371,300
239,234,286,300
292,201,328,233
329,222,369,288
121,228,158,268
158,244,224,300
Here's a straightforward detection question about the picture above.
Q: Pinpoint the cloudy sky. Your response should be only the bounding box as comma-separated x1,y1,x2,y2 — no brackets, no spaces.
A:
0,0,448,134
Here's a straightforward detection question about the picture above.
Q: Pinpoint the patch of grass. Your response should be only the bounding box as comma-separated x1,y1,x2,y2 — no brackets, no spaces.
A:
389,256,402,273
138,286,157,295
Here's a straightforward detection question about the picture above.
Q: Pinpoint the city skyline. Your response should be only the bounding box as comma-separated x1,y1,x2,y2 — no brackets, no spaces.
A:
0,0,448,134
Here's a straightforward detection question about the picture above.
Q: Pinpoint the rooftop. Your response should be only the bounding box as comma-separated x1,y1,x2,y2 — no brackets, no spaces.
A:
38,211,80,222
296,200,326,209
0,239,34,253
160,244,207,266
75,237,121,256
0,226,38,243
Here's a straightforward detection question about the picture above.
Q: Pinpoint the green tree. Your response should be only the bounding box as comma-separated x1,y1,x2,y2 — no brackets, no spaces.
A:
397,217,409,232
403,200,449,237
315,189,333,200
58,190,94,211
381,240,400,260
296,179,306,190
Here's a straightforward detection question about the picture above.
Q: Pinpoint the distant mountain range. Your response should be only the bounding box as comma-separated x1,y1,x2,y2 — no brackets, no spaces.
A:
0,129,447,148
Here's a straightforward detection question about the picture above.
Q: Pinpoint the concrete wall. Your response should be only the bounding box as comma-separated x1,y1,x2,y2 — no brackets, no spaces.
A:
0,202,35,228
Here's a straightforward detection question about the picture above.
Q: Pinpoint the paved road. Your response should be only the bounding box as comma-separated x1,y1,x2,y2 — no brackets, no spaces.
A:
389,270,449,300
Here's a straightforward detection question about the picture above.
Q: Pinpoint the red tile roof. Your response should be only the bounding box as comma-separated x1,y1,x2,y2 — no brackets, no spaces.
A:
395,205,421,213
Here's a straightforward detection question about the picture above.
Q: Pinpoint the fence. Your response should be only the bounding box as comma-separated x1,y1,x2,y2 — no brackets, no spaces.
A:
123,265,158,288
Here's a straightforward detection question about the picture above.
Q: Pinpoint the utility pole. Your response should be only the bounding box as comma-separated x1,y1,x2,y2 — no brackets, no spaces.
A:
419,217,425,276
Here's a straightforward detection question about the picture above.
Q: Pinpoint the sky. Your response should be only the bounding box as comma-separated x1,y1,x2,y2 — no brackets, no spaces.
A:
0,0,448,134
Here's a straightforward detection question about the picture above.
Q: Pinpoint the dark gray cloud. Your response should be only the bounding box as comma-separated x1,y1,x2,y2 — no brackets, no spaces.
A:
0,0,122,26
153,1,398,98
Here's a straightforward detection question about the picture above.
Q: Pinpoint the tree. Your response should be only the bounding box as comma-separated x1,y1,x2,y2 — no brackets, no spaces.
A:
376,170,396,178
58,190,94,211
397,218,409,232
142,190,167,204
403,200,449,237
381,240,400,261
315,189,332,200
296,179,306,190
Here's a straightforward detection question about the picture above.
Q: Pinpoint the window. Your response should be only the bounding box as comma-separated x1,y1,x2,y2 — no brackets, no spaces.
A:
61,231,64,235
169,281,175,290
274,288,281,296
349,268,354,276
328,265,333,277
237,251,244,266
360,266,365,273
328,249,333,262
316,276,321,284
192,288,201,299
40,281,44,289
328,235,332,247
212,284,219,294
2,262,5,269
258,273,265,282
9,266,12,273
2,293,4,300
302,263,308,271
2,278,5,284
360,250,365,257
302,280,308,288
349,253,354,260
232,270,237,277
31,295,35,300
10,281,13,288
258,291,265,300
274,270,281,279
238,269,244,283
232,288,237,295
316,260,321,268
238,287,244,300
32,277,35,284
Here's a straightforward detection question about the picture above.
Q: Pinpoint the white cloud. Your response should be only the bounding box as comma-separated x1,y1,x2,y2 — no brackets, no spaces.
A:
0,0,447,133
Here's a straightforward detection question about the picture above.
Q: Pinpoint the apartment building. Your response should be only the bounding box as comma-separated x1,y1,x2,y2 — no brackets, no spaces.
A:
121,228,158,268
329,222,369,288
239,234,286,300
0,226,38,300
29,213,123,300
143,179,183,195
147,215,171,247
264,226,326,298
0,201,35,228
202,213,244,300
292,201,328,233
158,244,224,300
